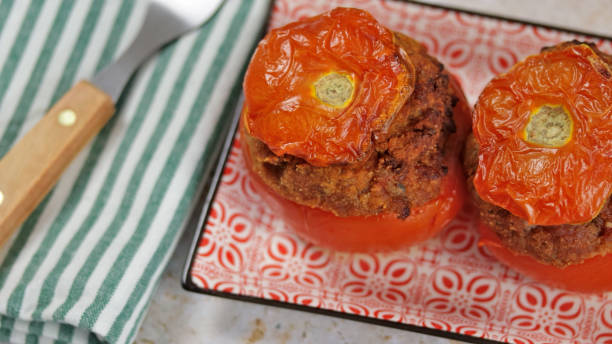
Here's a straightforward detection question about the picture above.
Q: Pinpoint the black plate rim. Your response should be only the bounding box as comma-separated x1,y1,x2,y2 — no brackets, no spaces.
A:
180,2,612,344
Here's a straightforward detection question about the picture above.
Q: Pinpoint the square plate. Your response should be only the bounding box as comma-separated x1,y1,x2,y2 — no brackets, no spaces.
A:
182,1,612,343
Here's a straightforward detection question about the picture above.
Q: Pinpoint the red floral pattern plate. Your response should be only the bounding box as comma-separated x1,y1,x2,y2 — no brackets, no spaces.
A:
183,1,612,343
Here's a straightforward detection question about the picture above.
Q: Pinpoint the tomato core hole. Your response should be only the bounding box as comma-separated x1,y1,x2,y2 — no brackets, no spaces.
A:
313,72,354,108
523,105,572,147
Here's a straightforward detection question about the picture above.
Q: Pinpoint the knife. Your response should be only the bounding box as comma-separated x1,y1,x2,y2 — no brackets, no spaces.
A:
0,0,224,246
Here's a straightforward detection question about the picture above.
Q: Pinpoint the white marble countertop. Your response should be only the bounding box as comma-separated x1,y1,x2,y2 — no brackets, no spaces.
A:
135,1,612,343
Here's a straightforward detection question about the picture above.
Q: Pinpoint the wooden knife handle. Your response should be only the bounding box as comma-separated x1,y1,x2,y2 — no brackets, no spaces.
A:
0,80,114,246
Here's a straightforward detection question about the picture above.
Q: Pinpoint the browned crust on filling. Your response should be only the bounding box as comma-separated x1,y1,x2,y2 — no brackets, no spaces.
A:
242,33,459,218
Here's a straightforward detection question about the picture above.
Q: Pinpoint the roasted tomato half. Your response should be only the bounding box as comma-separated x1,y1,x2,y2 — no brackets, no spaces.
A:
241,126,466,251
479,223,612,293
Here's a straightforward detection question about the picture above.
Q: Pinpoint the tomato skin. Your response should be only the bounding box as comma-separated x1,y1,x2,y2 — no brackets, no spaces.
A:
243,8,413,166
479,223,612,293
473,43,612,226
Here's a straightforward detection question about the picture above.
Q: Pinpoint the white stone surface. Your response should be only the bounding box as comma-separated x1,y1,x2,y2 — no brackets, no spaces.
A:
135,1,612,343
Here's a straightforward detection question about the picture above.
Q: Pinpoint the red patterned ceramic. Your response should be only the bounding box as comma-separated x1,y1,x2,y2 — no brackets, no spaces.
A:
189,1,612,342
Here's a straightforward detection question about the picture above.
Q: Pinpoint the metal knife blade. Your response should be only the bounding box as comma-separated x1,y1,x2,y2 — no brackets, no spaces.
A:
92,0,224,102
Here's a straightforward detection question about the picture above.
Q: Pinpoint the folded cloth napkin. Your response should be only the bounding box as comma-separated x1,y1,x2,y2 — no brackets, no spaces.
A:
0,0,270,342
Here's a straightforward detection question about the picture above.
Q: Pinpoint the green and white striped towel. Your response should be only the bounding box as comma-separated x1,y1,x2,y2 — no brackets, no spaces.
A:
0,0,270,342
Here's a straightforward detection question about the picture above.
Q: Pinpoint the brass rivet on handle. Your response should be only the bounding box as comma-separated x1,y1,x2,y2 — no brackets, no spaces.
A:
0,191,4,205
58,109,77,127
